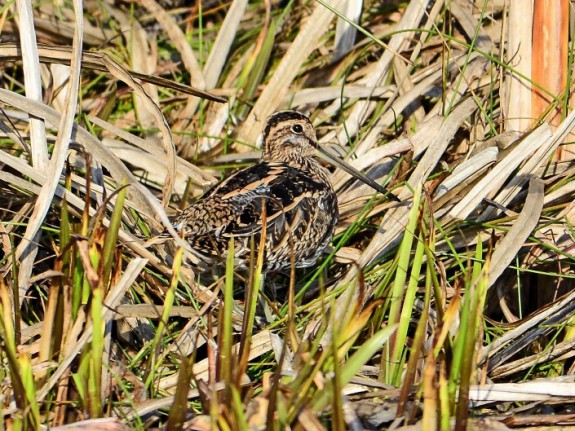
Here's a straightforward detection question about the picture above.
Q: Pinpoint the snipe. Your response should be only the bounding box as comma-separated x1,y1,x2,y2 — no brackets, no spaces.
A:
174,110,396,270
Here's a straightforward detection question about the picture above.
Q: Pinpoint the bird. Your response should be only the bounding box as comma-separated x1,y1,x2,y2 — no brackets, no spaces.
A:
173,110,396,271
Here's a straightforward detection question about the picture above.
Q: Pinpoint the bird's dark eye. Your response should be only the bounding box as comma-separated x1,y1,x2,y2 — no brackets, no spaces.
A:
291,124,304,134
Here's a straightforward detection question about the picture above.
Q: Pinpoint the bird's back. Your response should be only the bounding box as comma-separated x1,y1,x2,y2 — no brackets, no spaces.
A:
175,161,338,270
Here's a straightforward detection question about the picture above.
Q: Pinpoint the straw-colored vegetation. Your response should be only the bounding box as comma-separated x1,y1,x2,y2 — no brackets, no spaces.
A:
1,0,575,429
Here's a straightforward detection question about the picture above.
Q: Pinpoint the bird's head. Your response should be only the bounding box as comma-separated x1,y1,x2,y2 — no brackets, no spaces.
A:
260,110,318,164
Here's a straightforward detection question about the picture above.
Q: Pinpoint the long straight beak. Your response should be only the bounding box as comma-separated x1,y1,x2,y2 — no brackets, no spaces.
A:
318,146,400,202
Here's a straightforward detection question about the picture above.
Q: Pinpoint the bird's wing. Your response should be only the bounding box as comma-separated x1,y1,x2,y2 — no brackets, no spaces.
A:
175,163,322,239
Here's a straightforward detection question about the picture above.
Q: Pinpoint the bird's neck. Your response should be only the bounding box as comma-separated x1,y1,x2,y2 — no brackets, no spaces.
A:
263,154,331,185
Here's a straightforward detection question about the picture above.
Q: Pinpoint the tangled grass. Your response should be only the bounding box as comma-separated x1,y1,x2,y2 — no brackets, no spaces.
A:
1,0,575,429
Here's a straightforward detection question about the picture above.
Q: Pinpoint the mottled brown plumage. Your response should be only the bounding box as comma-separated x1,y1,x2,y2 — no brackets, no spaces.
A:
174,110,338,270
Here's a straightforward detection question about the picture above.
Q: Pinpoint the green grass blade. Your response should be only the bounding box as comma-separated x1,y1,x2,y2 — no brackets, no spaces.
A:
455,256,489,431
383,184,422,383
397,262,432,416
19,352,40,429
0,281,27,418
391,231,425,385
449,239,483,407
312,325,397,411
89,284,104,417
146,247,183,393
102,182,127,286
